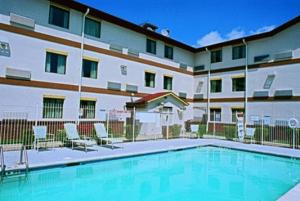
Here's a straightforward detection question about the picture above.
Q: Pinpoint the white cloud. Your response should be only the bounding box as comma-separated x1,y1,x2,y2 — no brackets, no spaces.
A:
226,28,245,40
196,25,275,47
196,31,224,47
250,25,276,35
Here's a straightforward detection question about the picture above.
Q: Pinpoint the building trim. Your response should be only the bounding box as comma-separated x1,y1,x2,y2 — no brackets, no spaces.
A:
0,23,193,76
194,58,300,76
46,48,68,56
1,77,299,103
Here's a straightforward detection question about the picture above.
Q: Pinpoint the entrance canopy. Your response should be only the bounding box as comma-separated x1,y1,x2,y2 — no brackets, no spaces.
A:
126,92,189,109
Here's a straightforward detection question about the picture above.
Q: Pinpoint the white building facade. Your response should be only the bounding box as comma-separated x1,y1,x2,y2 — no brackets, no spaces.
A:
0,0,299,126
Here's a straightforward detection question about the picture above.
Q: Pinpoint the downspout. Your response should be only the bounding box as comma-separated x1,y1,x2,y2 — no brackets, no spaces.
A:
78,8,90,123
205,48,211,134
243,39,248,134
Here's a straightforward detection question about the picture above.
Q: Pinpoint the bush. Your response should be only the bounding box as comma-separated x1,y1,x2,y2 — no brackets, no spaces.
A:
125,122,141,140
198,125,206,138
55,129,67,142
254,127,270,143
224,125,236,140
170,124,182,138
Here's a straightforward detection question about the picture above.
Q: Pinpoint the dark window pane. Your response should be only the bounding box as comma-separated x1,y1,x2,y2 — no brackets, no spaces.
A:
49,5,69,29
163,76,173,90
210,108,221,121
146,39,156,54
45,52,66,74
210,80,222,93
232,77,245,92
85,18,101,38
43,98,64,118
232,45,246,60
145,72,155,87
82,59,98,79
80,100,96,119
211,50,222,63
164,45,173,59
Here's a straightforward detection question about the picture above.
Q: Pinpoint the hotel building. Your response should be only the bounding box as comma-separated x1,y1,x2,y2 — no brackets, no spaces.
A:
0,0,300,125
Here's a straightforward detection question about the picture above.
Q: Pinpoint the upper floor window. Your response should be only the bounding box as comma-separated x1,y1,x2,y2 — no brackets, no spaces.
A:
85,17,101,38
163,76,173,90
145,72,155,88
45,52,67,74
210,79,222,93
232,77,245,92
43,97,64,119
82,59,98,79
232,45,246,60
211,49,222,63
49,5,69,29
164,45,173,59
146,39,156,54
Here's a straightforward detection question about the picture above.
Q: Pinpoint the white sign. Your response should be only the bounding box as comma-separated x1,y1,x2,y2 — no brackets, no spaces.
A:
236,113,244,141
288,118,299,129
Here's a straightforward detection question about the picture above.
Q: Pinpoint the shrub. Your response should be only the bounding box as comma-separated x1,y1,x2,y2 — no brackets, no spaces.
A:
224,125,236,140
55,129,67,142
198,125,206,138
254,127,270,143
125,122,141,140
170,124,182,138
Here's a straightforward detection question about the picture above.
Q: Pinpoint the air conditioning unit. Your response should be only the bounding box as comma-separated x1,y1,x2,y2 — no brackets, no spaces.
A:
6,68,31,80
10,13,35,29
274,51,293,61
109,44,123,53
194,65,205,72
254,54,270,63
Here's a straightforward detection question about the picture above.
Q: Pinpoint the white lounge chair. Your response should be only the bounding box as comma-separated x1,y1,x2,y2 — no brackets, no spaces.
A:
94,123,123,149
33,126,54,150
64,123,96,152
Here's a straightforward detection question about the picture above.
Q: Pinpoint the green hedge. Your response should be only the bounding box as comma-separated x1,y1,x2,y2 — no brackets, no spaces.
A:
254,127,270,143
198,125,206,138
224,125,236,140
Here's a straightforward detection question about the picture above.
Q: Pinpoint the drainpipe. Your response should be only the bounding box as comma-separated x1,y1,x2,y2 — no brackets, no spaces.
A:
243,39,248,134
77,8,90,124
206,48,211,134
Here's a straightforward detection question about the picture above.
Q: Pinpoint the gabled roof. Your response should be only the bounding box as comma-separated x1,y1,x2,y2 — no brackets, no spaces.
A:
52,1,300,53
126,92,189,108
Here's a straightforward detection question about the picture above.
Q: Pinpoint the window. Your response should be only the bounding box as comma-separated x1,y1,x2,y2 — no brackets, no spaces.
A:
232,108,244,122
80,100,96,119
146,39,156,54
82,59,98,79
163,76,173,90
145,72,155,88
210,108,221,122
164,45,173,59
196,81,204,93
210,79,222,93
263,74,275,89
45,52,66,74
120,65,127,75
232,77,245,92
232,45,246,60
49,5,69,29
211,49,222,63
43,98,64,118
84,17,101,38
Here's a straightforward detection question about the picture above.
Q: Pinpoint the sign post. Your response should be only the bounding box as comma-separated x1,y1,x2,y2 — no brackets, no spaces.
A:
288,118,299,149
236,113,245,142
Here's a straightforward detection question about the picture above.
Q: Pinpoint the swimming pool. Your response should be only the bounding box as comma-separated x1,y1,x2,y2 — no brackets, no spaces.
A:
1,146,300,201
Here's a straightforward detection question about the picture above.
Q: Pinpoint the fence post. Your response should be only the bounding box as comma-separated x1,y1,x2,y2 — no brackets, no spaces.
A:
213,111,216,137
106,110,110,138
132,107,135,142
35,104,39,126
293,128,295,149
261,115,264,145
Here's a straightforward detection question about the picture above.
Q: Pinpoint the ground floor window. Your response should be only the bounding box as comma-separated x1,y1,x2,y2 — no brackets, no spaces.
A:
43,98,64,118
80,100,96,119
232,108,244,122
210,108,221,122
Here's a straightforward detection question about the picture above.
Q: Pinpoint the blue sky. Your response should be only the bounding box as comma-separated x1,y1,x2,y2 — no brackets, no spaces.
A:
77,0,300,47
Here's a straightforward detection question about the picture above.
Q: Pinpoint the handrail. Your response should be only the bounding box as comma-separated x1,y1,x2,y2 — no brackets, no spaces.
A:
0,146,5,180
19,145,29,173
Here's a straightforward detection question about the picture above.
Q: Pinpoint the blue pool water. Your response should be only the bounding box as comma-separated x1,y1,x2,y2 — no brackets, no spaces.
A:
1,147,300,201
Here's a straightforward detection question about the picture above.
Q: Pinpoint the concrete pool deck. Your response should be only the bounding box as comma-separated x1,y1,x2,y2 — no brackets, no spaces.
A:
2,138,300,200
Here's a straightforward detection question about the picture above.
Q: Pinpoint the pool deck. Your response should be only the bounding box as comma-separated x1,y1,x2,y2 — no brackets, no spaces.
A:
2,138,300,200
